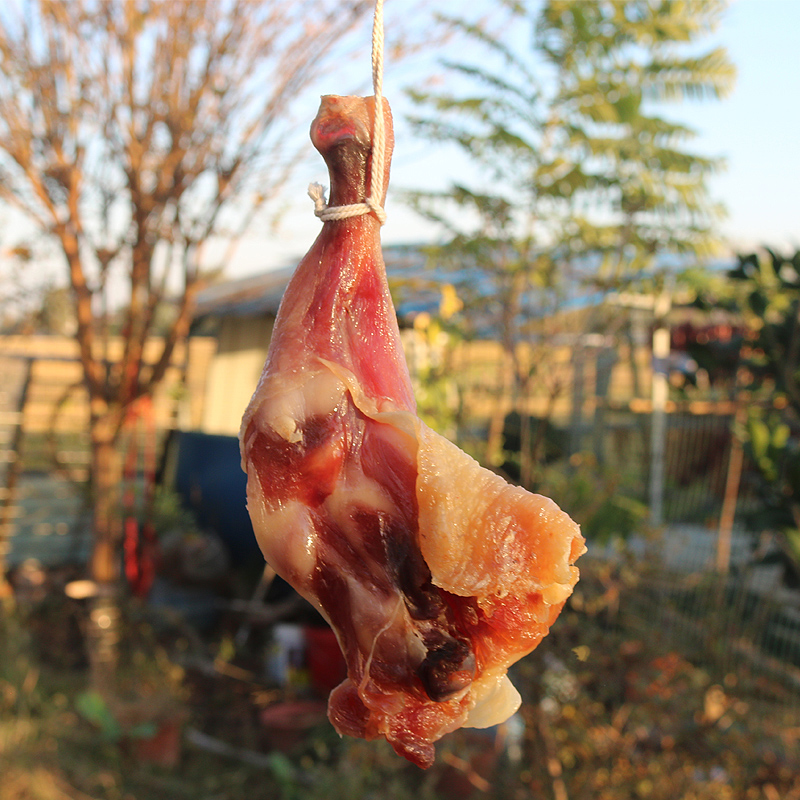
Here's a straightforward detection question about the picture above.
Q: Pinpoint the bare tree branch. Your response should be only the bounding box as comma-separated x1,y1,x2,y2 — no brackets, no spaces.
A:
0,0,391,417
0,0,441,602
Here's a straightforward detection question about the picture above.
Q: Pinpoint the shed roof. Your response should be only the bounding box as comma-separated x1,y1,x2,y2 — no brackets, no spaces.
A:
192,244,436,324
193,266,295,321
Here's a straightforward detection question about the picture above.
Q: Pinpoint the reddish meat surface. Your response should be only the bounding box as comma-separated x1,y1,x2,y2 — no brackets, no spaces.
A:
240,95,585,768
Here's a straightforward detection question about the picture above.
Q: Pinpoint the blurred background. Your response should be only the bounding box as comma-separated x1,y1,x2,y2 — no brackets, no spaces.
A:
0,1,798,798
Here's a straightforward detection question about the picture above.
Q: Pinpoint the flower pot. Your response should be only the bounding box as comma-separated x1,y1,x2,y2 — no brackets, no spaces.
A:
258,700,327,753
131,717,184,768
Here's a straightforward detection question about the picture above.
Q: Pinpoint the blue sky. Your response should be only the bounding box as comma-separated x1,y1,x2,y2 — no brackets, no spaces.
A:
682,0,800,251
230,0,800,276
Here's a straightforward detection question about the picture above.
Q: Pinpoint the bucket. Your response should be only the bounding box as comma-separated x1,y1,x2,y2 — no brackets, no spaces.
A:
304,625,347,695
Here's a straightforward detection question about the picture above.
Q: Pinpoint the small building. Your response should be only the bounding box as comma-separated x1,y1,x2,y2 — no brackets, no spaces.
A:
191,267,294,436
188,246,443,436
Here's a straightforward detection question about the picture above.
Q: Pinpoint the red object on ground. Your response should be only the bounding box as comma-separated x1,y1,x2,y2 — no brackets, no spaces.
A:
258,700,328,753
240,95,585,768
305,625,348,695
122,396,157,598
131,718,183,768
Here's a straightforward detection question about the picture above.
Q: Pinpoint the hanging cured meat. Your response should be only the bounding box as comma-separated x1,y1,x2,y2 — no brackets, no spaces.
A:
240,94,585,769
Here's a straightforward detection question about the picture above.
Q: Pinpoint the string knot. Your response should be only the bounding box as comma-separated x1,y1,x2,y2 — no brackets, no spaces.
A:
309,0,387,226
308,182,387,225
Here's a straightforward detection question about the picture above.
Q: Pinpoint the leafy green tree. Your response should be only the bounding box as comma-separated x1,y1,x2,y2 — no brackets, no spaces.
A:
535,0,735,276
407,0,735,473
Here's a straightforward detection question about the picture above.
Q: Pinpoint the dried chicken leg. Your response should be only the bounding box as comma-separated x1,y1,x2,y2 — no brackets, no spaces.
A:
240,94,585,768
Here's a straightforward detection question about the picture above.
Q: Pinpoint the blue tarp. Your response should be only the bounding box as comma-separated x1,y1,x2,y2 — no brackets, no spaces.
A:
170,430,260,566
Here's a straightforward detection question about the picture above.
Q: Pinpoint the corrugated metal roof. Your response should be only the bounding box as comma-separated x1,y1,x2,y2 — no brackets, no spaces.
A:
192,245,436,323
193,245,724,330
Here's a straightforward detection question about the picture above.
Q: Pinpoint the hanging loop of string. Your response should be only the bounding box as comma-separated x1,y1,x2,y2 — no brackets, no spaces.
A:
309,0,387,225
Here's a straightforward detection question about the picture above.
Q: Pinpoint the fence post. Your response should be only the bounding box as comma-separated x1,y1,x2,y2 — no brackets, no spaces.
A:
716,392,746,573
570,338,585,456
649,292,671,527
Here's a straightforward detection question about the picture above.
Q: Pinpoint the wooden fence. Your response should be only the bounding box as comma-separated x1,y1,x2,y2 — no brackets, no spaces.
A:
0,334,216,568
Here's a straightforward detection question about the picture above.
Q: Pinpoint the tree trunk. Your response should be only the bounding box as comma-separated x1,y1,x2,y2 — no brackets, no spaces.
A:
487,274,525,469
486,346,515,468
525,386,560,490
519,400,534,488
86,402,124,693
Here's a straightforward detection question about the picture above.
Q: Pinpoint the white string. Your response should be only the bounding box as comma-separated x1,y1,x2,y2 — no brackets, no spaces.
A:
310,0,387,225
